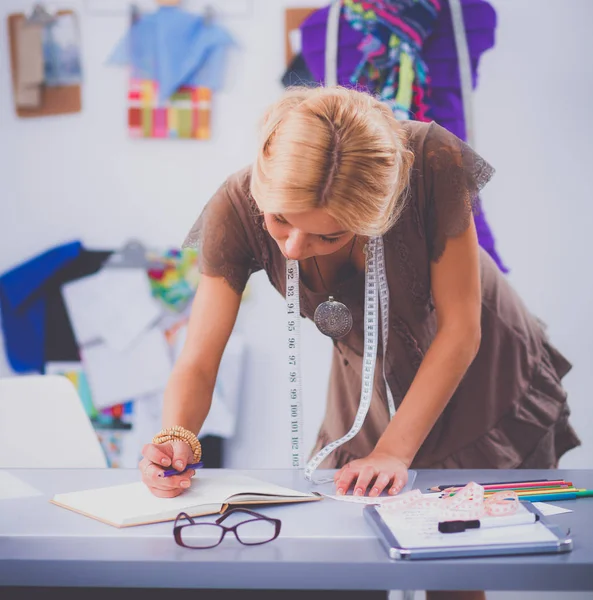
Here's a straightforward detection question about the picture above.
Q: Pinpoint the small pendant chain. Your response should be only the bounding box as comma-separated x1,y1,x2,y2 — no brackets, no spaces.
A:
312,235,357,297
311,236,356,339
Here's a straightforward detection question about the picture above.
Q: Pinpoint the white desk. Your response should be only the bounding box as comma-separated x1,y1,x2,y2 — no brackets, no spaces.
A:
1,468,592,596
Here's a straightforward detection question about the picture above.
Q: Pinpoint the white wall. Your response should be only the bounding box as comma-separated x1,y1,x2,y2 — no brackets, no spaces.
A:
472,0,593,469
0,0,591,470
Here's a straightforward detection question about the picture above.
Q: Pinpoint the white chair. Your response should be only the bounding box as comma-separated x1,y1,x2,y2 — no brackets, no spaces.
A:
0,375,108,468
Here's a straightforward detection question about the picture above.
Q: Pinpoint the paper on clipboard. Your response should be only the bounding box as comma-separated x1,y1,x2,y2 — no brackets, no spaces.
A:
376,502,558,549
365,500,572,560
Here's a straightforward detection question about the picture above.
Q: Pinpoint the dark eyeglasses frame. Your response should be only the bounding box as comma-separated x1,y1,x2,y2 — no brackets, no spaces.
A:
173,507,282,549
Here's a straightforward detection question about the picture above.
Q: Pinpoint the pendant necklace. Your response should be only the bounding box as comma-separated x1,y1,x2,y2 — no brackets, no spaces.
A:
312,235,356,339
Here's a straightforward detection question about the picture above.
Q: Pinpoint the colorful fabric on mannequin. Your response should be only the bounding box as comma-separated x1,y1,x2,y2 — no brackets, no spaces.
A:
128,79,211,139
299,0,507,273
343,0,441,120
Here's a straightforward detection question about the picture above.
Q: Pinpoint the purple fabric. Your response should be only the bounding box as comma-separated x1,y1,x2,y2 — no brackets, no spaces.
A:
423,0,497,140
300,0,508,273
423,0,507,273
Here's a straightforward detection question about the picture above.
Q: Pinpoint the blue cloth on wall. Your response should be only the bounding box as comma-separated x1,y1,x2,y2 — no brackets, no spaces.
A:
107,6,234,102
0,241,82,373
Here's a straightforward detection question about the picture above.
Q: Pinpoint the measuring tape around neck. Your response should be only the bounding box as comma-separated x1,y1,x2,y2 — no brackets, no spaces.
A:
285,0,397,480
324,0,341,87
286,237,396,483
286,261,305,469
449,0,475,147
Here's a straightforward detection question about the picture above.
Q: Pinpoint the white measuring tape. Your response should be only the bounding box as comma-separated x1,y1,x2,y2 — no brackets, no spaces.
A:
376,232,397,419
287,237,396,483
449,0,475,147
286,261,305,469
284,0,397,483
324,0,341,88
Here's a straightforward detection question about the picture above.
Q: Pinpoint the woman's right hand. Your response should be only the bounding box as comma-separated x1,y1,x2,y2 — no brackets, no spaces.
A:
139,439,196,498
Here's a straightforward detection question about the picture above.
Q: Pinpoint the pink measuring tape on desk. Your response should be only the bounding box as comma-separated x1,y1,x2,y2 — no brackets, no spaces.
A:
380,481,520,521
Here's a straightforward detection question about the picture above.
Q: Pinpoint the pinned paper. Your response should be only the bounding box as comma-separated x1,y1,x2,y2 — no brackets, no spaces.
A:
14,20,44,107
62,269,161,353
289,29,302,55
80,328,171,410
62,269,171,409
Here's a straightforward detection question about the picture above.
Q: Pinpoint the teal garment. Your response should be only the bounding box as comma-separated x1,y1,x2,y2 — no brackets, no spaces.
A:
108,6,234,101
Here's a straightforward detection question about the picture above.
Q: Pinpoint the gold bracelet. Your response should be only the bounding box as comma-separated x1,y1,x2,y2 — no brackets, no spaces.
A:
152,426,202,463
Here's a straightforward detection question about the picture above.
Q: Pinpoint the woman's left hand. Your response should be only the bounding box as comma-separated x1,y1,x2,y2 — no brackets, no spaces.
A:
333,452,409,497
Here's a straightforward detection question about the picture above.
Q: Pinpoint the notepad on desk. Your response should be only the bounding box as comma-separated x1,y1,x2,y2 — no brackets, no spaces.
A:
364,501,573,560
51,473,320,528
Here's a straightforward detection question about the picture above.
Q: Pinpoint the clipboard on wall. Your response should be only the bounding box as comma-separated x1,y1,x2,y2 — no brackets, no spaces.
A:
7,9,82,118
284,8,316,67
364,501,573,560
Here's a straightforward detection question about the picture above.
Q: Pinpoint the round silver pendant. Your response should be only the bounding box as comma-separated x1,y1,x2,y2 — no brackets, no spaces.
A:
314,296,353,339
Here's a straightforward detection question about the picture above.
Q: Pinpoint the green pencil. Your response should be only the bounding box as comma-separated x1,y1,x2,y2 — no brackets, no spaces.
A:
518,490,593,502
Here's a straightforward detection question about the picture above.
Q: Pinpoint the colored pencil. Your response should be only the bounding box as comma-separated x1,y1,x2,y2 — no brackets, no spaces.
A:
487,487,579,497
160,461,204,478
486,486,572,494
518,490,593,502
480,484,572,492
428,479,552,491
443,485,575,498
473,486,572,496
435,480,570,493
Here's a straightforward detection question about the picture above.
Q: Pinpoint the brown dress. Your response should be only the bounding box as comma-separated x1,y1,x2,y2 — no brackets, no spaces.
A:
184,121,581,470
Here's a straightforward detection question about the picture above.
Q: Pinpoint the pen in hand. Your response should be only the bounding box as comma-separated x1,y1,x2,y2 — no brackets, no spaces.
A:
159,462,204,478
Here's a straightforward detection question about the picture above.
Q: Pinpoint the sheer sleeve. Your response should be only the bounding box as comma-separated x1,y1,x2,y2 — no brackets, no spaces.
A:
182,176,259,295
423,122,495,262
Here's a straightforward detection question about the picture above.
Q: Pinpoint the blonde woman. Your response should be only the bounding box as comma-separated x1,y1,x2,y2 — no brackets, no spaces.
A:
139,87,579,600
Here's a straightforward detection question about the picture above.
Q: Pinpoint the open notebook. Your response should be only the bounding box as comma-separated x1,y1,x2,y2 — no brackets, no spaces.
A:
51,473,321,528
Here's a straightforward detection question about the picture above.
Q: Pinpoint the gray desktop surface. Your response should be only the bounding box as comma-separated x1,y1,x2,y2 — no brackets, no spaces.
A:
0,468,592,592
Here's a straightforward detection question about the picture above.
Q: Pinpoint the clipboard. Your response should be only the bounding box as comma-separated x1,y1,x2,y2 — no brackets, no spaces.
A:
284,8,316,66
364,501,573,560
7,10,82,118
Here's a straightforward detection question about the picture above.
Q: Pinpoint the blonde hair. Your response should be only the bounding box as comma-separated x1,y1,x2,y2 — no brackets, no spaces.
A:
250,86,414,237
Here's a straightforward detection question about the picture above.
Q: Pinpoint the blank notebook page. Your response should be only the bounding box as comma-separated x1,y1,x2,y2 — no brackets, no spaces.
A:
52,474,314,526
